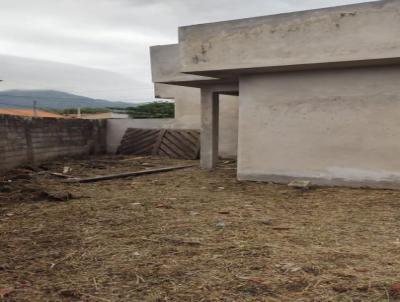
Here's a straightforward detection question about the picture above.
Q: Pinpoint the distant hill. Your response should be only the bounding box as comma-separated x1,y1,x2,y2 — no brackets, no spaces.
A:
0,54,153,102
0,90,139,110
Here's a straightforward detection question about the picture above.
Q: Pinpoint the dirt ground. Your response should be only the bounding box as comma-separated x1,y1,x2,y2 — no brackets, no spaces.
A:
1,155,400,302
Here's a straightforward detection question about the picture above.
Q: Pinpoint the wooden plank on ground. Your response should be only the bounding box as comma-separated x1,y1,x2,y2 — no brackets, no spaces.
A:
65,165,195,183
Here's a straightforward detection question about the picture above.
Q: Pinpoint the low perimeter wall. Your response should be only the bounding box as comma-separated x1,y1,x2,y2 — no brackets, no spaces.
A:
0,115,106,173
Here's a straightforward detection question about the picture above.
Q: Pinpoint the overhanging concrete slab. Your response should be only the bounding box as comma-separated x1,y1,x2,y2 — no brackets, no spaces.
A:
150,44,217,85
179,0,400,76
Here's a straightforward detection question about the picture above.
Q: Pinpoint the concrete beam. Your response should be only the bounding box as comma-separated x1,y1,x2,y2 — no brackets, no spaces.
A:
200,88,219,170
154,83,176,99
179,0,400,76
150,44,217,85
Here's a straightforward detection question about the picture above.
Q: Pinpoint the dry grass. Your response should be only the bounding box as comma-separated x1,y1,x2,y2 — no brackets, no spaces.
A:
1,155,400,302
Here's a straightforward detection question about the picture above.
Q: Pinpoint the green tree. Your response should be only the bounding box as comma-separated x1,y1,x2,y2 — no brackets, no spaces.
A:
126,102,174,119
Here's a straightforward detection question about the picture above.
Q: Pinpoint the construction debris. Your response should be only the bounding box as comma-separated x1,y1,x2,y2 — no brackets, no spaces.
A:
288,180,312,189
49,172,73,179
258,218,273,225
38,191,75,202
65,164,195,183
155,203,174,209
63,166,72,174
216,221,226,229
0,288,14,299
390,283,400,298
2,155,400,301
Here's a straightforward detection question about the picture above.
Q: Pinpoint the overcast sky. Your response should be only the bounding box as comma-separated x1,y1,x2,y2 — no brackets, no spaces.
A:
0,0,372,102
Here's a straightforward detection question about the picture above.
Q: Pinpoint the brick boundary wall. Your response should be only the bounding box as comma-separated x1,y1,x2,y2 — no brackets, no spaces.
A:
0,115,107,173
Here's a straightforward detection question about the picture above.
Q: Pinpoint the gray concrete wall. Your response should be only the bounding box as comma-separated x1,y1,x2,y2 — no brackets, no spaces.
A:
179,0,399,75
238,65,400,189
0,115,106,173
219,94,239,159
108,84,238,158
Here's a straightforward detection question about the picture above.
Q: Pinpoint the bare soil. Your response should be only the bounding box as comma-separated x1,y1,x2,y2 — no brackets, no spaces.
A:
1,155,400,302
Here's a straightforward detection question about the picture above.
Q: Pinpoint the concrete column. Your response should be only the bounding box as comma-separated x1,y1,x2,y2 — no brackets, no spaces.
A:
200,88,219,170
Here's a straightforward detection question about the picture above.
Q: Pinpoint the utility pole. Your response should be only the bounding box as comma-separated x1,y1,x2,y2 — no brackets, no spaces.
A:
33,100,38,118
77,107,82,118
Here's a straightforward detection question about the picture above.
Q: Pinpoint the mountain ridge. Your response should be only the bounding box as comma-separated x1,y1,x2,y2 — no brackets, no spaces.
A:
0,54,153,102
0,90,139,110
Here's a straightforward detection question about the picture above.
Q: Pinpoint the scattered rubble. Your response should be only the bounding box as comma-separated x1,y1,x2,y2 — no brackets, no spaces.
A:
62,166,72,174
288,180,312,189
0,288,14,299
216,221,226,229
390,283,400,298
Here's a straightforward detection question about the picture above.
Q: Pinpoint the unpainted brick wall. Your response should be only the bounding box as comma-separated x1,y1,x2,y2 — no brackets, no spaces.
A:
0,115,106,173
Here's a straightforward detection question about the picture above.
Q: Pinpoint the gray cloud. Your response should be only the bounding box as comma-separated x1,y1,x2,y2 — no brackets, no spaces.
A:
0,0,373,102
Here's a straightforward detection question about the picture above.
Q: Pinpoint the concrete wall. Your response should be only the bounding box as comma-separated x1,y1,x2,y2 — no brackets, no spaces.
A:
238,65,400,189
108,84,239,158
219,94,239,159
0,115,106,173
179,0,399,75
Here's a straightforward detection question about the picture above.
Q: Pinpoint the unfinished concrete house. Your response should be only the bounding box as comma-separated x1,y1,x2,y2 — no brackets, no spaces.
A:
150,0,400,189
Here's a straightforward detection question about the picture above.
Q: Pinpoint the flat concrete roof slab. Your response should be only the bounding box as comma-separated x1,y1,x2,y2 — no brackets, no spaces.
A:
179,0,400,75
